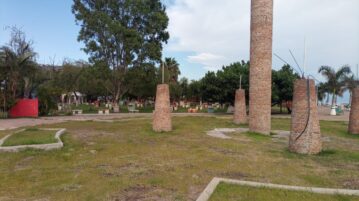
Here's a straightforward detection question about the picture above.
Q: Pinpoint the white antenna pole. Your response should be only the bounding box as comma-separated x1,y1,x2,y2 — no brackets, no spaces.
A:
240,75,242,89
356,64,358,81
162,61,164,84
303,37,307,78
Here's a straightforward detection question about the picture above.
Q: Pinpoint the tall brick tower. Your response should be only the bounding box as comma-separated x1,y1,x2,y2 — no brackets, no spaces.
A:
349,88,359,134
249,0,273,135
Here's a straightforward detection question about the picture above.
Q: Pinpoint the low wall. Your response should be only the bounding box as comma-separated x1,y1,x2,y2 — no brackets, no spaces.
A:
9,98,38,118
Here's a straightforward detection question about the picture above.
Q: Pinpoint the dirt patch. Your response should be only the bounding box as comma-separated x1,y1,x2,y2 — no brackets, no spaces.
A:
14,156,34,171
343,179,359,189
109,185,172,201
71,129,114,142
220,171,249,179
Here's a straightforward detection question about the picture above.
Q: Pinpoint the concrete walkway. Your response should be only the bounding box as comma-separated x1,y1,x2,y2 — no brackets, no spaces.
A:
0,113,219,130
0,106,349,130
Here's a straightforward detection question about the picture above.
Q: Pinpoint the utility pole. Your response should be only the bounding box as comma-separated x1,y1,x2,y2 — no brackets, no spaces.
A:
162,61,164,84
239,75,242,89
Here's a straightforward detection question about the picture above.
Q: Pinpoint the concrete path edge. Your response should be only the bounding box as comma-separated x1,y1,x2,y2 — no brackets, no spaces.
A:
0,128,66,152
196,177,359,201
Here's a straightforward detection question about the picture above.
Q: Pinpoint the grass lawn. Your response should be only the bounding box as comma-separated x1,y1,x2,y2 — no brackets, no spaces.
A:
2,128,57,146
0,116,358,200
210,182,359,201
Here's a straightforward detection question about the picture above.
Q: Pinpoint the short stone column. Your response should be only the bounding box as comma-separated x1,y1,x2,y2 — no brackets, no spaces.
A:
153,84,172,132
289,79,322,154
349,88,359,134
233,89,247,124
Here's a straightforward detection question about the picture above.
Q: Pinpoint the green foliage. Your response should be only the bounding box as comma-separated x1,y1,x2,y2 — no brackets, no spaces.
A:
72,0,169,101
126,63,158,99
318,65,352,106
0,27,38,110
37,84,61,116
2,129,57,146
272,64,300,113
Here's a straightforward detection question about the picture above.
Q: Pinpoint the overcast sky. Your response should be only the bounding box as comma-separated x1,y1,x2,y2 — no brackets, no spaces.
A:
1,0,358,83
164,0,359,81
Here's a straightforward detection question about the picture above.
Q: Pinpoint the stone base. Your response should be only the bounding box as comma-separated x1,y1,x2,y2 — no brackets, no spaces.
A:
349,88,359,134
233,89,247,124
153,84,172,132
289,79,322,154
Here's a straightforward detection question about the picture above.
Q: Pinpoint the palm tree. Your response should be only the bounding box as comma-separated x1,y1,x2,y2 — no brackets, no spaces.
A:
317,82,330,105
318,65,351,107
163,57,181,84
0,27,37,110
344,75,359,105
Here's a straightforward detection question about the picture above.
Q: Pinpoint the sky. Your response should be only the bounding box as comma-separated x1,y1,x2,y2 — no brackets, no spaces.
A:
1,0,358,102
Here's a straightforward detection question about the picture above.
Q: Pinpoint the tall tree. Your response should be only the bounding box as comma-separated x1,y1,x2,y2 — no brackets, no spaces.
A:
72,0,169,102
0,27,37,110
318,65,351,107
344,75,359,105
162,57,180,84
272,64,300,113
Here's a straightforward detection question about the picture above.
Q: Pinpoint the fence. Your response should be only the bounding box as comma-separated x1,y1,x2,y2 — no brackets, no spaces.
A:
0,110,8,119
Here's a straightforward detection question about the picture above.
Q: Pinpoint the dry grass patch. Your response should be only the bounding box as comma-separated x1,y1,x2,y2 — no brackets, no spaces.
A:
0,117,358,200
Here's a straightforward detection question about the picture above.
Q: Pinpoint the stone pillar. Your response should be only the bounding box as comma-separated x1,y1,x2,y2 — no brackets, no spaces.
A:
349,88,359,134
249,0,273,135
234,89,247,124
289,79,322,154
153,84,172,132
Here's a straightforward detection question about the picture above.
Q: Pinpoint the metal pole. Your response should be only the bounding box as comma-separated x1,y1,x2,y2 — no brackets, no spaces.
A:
162,62,164,84
356,64,358,81
303,37,307,77
239,75,242,89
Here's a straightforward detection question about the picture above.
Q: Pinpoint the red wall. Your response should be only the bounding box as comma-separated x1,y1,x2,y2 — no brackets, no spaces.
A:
9,99,38,118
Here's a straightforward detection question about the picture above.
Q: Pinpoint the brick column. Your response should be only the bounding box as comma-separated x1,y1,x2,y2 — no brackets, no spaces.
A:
349,88,359,134
289,79,322,154
234,89,247,124
153,84,172,132
249,0,273,135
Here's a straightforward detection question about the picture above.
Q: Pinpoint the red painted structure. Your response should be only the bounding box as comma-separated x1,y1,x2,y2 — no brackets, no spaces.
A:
9,98,38,118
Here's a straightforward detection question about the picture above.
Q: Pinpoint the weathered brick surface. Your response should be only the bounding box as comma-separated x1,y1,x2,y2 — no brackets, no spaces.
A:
234,89,247,124
289,79,322,154
249,0,273,135
349,88,359,134
153,84,172,132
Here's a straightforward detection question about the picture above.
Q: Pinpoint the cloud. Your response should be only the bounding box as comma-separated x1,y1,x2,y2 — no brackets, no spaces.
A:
166,0,359,77
187,53,226,71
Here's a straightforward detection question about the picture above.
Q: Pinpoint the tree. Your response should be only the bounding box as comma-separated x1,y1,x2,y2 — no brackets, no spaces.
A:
272,65,300,113
126,63,158,99
318,65,351,107
216,61,249,104
163,57,181,84
0,27,37,110
344,75,358,105
317,82,330,104
72,0,169,102
187,80,202,102
178,77,189,99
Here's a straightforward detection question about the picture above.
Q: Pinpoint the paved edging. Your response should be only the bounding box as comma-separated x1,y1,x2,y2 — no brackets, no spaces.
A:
196,177,359,201
0,128,66,152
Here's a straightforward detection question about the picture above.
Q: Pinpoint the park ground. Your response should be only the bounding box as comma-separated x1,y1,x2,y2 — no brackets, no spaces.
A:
0,114,358,200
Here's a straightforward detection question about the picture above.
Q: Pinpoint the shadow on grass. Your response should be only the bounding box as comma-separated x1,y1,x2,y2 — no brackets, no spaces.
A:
242,131,272,141
282,148,359,163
